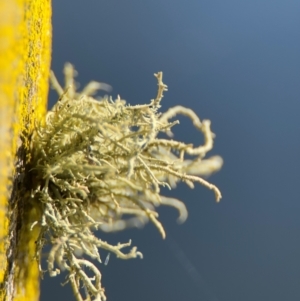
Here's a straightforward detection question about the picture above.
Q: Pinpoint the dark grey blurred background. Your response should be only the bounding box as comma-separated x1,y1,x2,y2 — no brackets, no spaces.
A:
42,1,300,300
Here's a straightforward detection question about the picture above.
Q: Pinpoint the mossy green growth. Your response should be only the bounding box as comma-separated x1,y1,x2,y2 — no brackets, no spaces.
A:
29,64,222,301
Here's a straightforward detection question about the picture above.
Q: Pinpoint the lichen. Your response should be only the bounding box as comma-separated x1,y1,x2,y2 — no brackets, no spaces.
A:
29,63,222,301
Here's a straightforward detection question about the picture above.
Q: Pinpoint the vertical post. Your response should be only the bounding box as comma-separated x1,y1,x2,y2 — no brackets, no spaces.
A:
0,1,52,300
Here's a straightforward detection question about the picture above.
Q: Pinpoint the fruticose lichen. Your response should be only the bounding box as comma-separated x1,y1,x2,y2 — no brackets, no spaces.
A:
29,63,223,301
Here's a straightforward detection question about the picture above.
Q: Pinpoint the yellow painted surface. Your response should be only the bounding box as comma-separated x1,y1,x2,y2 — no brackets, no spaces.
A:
0,0,51,300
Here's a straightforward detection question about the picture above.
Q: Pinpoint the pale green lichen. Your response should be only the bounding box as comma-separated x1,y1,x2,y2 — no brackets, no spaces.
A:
29,63,222,301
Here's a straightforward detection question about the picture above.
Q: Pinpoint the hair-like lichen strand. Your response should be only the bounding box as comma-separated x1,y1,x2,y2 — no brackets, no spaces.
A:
29,64,222,301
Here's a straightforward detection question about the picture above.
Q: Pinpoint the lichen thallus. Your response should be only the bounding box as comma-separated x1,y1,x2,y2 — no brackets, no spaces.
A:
28,63,222,301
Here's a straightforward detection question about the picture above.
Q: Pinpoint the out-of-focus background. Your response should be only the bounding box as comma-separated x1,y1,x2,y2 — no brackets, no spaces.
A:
42,1,300,300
